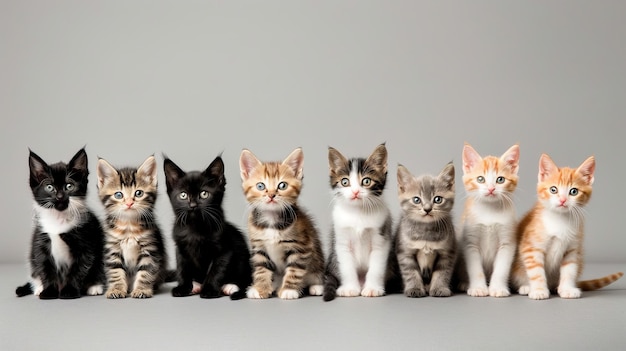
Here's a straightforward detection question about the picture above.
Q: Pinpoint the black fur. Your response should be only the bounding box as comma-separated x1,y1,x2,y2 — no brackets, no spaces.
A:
164,155,252,300
16,148,105,299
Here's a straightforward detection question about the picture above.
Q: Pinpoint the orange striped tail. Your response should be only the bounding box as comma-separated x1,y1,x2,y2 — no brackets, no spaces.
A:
577,272,624,291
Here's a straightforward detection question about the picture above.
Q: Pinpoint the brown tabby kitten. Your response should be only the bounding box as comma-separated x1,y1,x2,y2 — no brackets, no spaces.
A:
239,147,325,299
510,154,622,299
97,155,169,299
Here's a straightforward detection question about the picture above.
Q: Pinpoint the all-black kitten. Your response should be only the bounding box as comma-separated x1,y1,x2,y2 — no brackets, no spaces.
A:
16,148,105,299
164,155,252,300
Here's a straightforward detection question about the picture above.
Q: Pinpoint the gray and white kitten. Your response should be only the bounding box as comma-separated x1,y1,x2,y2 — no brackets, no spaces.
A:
395,163,457,297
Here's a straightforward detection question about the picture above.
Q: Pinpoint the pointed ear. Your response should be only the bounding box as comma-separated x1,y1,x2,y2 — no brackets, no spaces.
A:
282,147,304,180
576,156,595,185
438,162,455,190
97,158,118,189
206,156,225,185
328,147,349,173
240,149,261,181
500,144,520,175
538,154,558,182
137,155,158,187
68,147,88,174
29,149,50,185
396,164,412,194
163,157,185,192
365,143,388,174
462,143,482,174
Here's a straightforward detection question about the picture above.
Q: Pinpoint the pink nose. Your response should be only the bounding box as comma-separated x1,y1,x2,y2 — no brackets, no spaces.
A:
559,198,567,205
488,187,495,194
126,202,134,208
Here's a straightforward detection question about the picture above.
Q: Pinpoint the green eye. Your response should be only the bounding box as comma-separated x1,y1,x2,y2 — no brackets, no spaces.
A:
134,190,144,198
45,184,55,193
569,188,579,196
256,182,266,191
114,191,123,199
277,182,288,191
412,197,421,204
361,178,372,187
179,192,188,200
496,176,505,184
341,178,350,187
477,176,485,183
433,196,443,204
200,191,210,199
550,186,558,194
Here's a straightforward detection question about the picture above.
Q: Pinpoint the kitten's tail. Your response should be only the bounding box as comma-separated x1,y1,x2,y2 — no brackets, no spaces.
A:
323,272,339,302
16,282,33,297
577,272,624,291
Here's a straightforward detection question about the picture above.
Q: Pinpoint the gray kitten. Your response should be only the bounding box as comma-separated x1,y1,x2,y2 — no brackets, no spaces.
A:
395,163,457,297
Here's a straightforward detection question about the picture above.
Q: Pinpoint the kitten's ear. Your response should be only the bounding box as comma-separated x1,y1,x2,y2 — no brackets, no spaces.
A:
538,154,558,182
282,148,304,180
576,156,595,185
68,148,88,174
462,143,482,174
365,143,388,174
396,164,413,194
438,162,455,190
206,156,226,185
137,155,158,187
328,147,349,173
500,144,520,175
97,158,118,189
29,149,50,185
163,158,185,191
240,149,261,181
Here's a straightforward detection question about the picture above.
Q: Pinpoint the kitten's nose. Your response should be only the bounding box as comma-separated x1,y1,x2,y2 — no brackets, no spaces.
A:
189,201,197,208
125,202,134,208
424,208,432,214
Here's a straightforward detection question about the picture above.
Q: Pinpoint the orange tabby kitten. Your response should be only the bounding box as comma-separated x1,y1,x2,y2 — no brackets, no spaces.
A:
511,154,623,299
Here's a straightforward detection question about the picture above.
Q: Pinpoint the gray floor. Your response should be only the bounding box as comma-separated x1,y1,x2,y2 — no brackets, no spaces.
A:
1,263,625,351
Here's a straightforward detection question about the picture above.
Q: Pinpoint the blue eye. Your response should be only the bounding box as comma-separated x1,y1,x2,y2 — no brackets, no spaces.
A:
256,182,266,191
433,196,443,204
496,176,505,184
341,178,350,187
134,190,144,198
361,178,372,187
550,186,558,194
114,191,123,199
413,197,421,204
477,176,485,183
45,184,55,193
569,188,579,196
277,182,287,191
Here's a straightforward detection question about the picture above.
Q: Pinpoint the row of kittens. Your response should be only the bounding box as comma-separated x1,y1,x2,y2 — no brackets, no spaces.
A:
16,143,622,301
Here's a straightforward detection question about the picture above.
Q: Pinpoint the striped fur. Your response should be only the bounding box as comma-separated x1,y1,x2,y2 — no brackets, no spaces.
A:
239,148,325,299
511,154,622,299
97,156,168,299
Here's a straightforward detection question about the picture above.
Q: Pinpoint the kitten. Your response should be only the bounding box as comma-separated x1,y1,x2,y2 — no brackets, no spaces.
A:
395,163,457,297
511,154,623,299
457,143,520,297
323,143,393,301
97,155,169,299
239,147,325,299
16,148,105,299
164,155,252,300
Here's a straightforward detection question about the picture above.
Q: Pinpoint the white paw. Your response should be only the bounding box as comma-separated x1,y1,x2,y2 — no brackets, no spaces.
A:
337,285,361,297
246,287,262,299
86,284,104,296
309,284,323,296
528,288,550,300
558,287,581,299
221,284,240,296
361,286,385,297
467,285,489,297
191,281,202,295
488,285,510,298
279,289,300,300
518,285,530,295
33,280,44,296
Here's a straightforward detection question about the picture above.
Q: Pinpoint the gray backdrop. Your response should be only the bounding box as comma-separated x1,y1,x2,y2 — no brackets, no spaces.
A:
2,0,625,265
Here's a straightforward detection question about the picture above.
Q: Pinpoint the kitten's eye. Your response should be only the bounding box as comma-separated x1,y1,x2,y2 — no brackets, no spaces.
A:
256,182,266,191
114,191,123,199
477,176,485,183
65,183,75,191
45,184,55,193
433,196,443,204
277,182,288,191
412,197,421,204
496,176,505,184
200,191,210,199
361,178,372,187
134,190,144,198
341,178,350,187
569,188,579,196
550,186,558,194
179,192,188,200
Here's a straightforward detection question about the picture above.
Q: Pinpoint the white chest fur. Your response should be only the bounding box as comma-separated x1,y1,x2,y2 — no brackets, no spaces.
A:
541,210,579,241
332,202,389,234
120,237,140,267
468,201,516,226
36,206,78,268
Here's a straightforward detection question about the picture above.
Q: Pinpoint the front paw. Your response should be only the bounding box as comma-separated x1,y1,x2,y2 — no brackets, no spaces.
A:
39,285,59,299
528,288,550,300
405,287,427,298
200,286,221,299
106,287,128,299
489,285,511,298
467,285,489,297
430,286,452,297
309,285,324,296
247,286,272,299
172,285,193,297
278,288,301,300
130,288,153,299
361,286,385,297
60,286,81,299
558,286,581,299
337,285,361,297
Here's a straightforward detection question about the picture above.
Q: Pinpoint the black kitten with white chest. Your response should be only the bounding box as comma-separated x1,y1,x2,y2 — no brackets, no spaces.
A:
16,148,105,299
164,155,252,300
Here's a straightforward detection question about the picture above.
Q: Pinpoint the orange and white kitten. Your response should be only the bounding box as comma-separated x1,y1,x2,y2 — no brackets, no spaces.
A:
458,143,520,297
511,154,623,299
